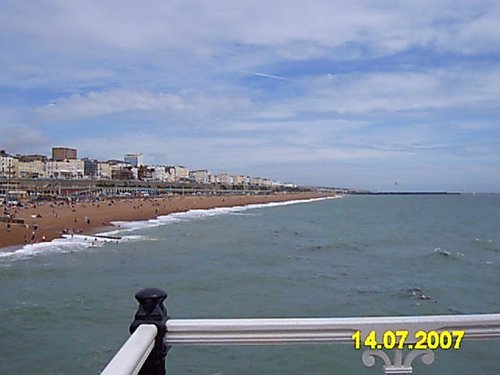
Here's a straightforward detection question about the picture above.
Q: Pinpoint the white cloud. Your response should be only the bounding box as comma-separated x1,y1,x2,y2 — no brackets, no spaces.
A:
0,127,49,153
37,89,253,121
71,130,396,172
238,70,288,81
2,1,499,64
254,64,500,117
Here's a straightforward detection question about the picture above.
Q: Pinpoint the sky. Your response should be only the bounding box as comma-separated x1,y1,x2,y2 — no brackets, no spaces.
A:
1,0,500,192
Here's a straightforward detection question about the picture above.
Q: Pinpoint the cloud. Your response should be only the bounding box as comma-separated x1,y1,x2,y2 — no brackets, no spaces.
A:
253,64,500,117
36,89,253,121
71,130,394,173
2,1,500,79
238,70,288,81
0,127,49,154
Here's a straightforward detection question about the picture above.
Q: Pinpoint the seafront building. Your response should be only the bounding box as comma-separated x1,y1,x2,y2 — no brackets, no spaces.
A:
45,159,84,179
172,165,190,182
189,170,210,184
218,173,234,185
0,150,19,179
250,177,262,186
18,160,45,179
208,174,219,184
97,161,112,179
233,175,250,185
83,158,99,178
16,154,47,162
0,147,286,190
150,166,170,182
124,153,143,167
52,147,77,161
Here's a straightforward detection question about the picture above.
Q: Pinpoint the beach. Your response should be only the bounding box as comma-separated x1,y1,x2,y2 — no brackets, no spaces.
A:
0,192,332,249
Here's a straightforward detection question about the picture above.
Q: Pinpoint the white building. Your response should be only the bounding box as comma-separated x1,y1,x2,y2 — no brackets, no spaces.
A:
250,177,263,186
163,167,176,183
218,173,234,185
124,153,143,167
45,159,84,179
208,174,219,184
0,151,19,179
233,175,249,185
18,160,46,179
97,162,112,179
189,170,210,184
260,178,273,187
151,166,170,182
173,165,190,182
131,167,139,180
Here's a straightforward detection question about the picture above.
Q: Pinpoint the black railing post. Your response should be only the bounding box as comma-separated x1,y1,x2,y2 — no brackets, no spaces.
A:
130,288,169,375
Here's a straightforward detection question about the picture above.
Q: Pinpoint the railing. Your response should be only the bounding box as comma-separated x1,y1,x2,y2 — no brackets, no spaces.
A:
101,324,157,375
101,288,500,375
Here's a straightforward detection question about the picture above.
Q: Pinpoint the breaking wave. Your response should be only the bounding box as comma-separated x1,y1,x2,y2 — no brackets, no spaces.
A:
0,234,150,262
0,196,336,262
103,196,337,235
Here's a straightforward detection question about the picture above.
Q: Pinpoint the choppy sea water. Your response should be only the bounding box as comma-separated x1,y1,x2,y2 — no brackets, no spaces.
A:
0,195,499,374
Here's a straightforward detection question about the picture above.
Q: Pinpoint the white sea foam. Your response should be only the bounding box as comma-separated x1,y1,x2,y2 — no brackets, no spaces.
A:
0,233,150,262
102,196,337,235
0,196,336,262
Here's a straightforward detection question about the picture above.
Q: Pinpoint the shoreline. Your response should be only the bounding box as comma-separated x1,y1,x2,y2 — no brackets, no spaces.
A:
0,192,334,251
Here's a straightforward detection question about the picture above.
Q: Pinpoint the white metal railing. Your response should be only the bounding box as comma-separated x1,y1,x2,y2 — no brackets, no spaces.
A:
166,313,500,374
165,313,500,345
102,313,500,375
101,324,157,375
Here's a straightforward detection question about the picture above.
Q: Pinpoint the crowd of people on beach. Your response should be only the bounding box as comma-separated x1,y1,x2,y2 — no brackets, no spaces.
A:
2,195,173,245
1,191,325,249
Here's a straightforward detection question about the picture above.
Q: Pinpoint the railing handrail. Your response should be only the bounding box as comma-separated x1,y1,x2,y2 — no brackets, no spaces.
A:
102,288,500,375
101,324,157,375
164,313,500,345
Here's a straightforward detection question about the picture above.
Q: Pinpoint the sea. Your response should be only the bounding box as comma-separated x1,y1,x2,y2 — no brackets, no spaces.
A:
0,194,499,374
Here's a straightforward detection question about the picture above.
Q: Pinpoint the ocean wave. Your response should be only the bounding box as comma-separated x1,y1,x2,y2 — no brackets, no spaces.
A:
0,234,150,262
0,196,334,262
399,287,438,303
102,196,336,235
473,237,498,252
431,247,465,259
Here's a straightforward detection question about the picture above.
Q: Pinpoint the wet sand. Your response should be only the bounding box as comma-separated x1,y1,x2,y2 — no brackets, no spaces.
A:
0,192,332,249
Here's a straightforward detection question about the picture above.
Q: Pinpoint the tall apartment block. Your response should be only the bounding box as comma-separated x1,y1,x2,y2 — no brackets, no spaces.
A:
52,147,77,161
124,153,143,167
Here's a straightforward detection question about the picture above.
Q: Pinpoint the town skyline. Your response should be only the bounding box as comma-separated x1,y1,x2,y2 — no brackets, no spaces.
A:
1,1,500,192
0,146,288,188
